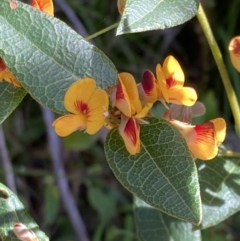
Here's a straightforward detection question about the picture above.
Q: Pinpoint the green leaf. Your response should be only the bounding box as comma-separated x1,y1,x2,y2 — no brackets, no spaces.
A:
134,197,201,241
105,117,201,225
0,183,49,241
0,82,26,124
0,0,117,114
117,0,200,35
198,156,240,229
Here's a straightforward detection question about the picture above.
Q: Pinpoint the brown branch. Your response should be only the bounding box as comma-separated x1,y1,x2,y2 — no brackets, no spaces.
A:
41,106,89,241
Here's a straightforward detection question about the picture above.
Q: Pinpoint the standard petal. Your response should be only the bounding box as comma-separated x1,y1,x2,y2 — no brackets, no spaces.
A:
189,122,217,160
141,70,158,103
228,36,240,72
156,63,168,102
119,115,140,155
64,78,96,114
210,118,226,146
163,56,185,88
52,114,86,137
171,120,217,160
31,0,54,16
168,87,197,106
119,73,142,114
86,89,109,134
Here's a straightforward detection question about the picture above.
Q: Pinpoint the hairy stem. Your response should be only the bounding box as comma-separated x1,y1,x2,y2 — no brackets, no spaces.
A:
196,4,240,136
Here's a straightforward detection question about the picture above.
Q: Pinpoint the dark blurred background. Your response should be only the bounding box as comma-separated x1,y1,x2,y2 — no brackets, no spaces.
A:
1,0,240,240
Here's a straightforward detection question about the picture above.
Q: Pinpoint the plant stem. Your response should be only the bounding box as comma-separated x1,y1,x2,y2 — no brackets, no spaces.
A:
196,4,240,136
85,22,120,41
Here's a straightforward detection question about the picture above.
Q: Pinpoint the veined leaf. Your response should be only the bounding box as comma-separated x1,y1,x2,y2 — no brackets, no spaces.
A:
0,82,26,123
0,183,49,241
134,197,201,241
117,0,200,35
0,0,117,114
198,156,240,229
105,117,201,224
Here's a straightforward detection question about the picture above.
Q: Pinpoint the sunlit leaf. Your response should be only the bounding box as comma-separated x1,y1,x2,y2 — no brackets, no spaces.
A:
197,156,240,229
0,82,26,123
117,0,200,35
105,117,201,224
0,183,49,241
0,0,117,114
134,197,201,241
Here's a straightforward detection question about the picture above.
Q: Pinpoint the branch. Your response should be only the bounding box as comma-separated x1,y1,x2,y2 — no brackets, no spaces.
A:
41,106,90,241
0,125,17,193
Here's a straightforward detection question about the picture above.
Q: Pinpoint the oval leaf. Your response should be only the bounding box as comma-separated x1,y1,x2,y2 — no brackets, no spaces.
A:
134,197,201,241
0,183,49,241
105,117,201,224
197,156,240,229
117,0,200,35
0,0,117,114
0,82,26,123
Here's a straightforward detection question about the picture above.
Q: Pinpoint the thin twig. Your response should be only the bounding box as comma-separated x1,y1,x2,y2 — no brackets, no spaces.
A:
0,125,17,193
41,106,90,241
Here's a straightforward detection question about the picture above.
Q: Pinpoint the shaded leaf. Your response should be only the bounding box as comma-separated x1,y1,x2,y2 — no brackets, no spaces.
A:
117,0,200,35
105,117,201,224
0,82,26,124
134,197,201,241
197,156,240,229
0,183,48,241
0,0,117,114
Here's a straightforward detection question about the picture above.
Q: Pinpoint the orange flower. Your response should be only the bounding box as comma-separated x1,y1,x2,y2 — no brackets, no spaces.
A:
170,118,226,160
0,58,21,87
156,56,197,106
53,78,109,136
229,36,240,72
31,0,54,16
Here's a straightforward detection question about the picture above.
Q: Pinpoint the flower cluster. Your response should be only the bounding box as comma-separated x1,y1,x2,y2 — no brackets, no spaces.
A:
53,55,226,161
0,0,54,87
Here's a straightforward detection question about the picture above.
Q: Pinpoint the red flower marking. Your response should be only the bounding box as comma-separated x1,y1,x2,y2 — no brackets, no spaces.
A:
0,58,7,71
116,80,125,100
232,38,240,56
142,70,155,94
166,75,176,88
194,122,215,143
124,118,139,146
75,100,88,115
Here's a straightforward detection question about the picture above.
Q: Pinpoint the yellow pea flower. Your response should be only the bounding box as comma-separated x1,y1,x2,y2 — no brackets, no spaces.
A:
31,0,54,16
119,114,140,155
110,73,151,155
229,36,240,72
110,72,142,117
53,78,109,136
0,58,21,87
156,56,197,106
138,70,160,104
170,118,226,161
